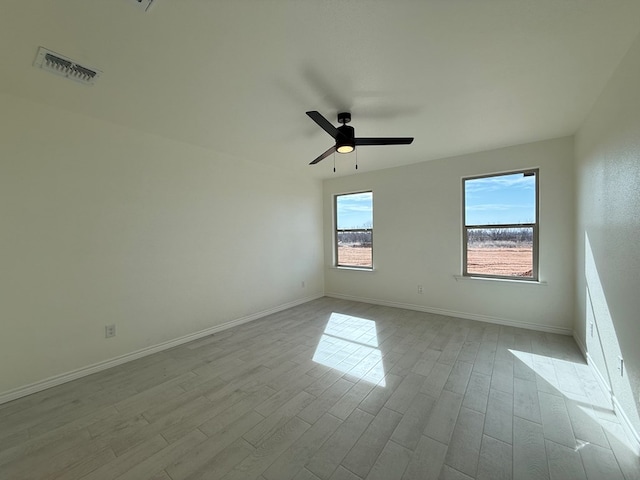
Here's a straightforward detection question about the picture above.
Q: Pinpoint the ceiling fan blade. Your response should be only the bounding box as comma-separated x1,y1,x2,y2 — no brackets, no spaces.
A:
309,146,336,165
306,111,339,139
355,137,414,146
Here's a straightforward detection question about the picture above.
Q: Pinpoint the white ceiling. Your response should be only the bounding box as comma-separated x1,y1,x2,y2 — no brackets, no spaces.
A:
2,0,639,179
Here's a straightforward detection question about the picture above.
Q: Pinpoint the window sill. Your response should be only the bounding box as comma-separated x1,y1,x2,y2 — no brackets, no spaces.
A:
453,275,547,286
329,266,376,272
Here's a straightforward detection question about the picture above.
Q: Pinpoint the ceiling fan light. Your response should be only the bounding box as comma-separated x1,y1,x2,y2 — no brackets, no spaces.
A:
337,144,354,154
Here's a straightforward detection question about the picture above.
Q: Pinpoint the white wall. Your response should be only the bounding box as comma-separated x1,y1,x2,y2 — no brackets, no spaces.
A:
575,32,640,438
324,136,575,333
0,93,324,397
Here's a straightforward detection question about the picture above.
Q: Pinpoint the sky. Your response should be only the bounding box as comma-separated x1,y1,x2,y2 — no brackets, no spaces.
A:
336,192,373,229
336,173,535,229
465,172,536,225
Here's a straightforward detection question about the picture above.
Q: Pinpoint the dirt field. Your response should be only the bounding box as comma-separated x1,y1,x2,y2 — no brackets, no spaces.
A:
338,245,532,276
337,246,372,267
467,247,533,277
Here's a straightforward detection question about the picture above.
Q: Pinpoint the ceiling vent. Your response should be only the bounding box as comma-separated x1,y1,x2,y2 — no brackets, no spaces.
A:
33,47,101,85
132,0,155,11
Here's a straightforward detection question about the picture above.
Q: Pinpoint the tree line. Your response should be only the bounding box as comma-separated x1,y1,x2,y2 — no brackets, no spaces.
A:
337,230,372,247
467,227,533,246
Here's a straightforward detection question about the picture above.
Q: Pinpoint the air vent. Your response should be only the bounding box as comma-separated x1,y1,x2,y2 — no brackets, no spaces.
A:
33,47,101,85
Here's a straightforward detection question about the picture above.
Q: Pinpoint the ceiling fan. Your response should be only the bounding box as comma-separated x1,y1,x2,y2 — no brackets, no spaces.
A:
306,111,414,165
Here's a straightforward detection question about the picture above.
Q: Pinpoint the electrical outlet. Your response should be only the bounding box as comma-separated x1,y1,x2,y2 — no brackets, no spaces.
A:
417,284,423,294
618,356,624,376
301,280,305,288
105,324,116,338
590,322,594,337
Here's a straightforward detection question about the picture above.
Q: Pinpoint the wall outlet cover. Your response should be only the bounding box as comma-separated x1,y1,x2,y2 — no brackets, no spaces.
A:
105,324,116,338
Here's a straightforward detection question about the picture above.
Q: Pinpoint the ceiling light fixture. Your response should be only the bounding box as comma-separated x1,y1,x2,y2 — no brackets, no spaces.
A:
336,136,355,154
336,145,354,153
335,113,355,154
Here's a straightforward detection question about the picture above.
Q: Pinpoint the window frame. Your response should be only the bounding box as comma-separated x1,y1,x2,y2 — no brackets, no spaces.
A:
334,191,374,270
462,169,539,281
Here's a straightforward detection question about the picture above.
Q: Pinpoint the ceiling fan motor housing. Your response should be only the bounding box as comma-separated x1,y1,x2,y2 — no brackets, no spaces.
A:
336,124,355,153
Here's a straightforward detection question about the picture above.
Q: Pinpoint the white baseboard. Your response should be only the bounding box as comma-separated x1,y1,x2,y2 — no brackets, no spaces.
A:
0,294,323,405
326,292,573,335
573,332,588,359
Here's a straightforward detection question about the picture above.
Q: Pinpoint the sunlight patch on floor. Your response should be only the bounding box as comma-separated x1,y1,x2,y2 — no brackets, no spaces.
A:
312,313,385,386
510,348,636,454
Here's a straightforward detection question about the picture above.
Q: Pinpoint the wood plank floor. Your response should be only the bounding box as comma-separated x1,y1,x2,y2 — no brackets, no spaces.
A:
1,297,638,480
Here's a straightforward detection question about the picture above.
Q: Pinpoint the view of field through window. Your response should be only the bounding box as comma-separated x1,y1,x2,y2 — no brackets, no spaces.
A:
466,227,534,277
465,171,537,278
336,192,373,268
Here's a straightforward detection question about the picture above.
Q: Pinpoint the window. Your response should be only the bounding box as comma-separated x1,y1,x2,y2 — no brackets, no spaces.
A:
335,191,373,268
463,169,538,280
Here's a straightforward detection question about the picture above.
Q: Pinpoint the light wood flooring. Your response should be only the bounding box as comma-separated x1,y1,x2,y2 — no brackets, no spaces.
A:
1,297,638,480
